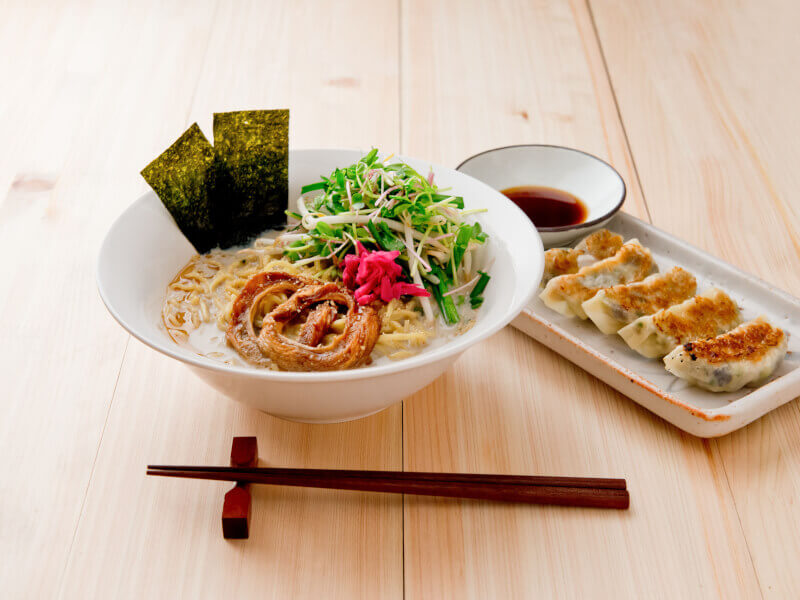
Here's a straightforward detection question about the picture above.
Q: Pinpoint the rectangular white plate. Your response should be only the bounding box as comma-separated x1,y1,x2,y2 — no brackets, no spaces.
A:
512,212,800,437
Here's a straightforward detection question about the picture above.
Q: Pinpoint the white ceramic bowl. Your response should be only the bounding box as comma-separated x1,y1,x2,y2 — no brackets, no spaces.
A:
457,145,626,248
97,149,544,423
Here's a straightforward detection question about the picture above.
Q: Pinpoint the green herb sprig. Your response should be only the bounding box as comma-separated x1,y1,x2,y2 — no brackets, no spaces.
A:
278,149,490,324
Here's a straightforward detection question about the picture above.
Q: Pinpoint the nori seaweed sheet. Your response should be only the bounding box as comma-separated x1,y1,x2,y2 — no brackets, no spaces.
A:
140,123,217,253
141,110,289,252
212,109,289,247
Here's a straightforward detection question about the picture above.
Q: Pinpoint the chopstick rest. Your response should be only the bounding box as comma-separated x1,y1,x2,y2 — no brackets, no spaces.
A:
221,436,258,539
149,437,630,541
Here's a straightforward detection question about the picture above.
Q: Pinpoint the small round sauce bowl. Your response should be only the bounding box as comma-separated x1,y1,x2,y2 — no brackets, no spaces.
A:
457,145,626,248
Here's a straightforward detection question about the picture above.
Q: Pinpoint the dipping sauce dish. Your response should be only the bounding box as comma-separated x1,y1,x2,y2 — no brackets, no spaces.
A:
457,145,626,248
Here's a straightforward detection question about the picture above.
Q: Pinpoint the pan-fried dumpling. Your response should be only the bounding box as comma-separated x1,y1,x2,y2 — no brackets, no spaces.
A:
618,288,741,358
541,248,584,287
540,239,656,319
663,317,788,392
541,229,623,287
582,267,697,334
574,228,624,257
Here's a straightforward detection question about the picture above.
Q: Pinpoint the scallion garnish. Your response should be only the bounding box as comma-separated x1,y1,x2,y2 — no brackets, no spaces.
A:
277,149,490,324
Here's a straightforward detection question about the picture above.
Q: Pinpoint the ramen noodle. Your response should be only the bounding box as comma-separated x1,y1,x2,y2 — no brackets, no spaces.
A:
162,237,476,369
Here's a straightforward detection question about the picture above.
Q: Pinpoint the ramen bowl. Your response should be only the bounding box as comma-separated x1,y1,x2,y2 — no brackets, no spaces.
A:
457,144,626,248
97,149,544,423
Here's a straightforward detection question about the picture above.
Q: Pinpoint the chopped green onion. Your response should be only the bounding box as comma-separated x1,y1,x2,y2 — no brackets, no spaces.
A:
301,181,326,194
279,149,490,324
451,224,473,269
428,279,459,325
469,270,490,308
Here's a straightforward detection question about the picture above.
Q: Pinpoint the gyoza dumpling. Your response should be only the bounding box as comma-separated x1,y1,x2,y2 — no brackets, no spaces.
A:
541,229,623,287
663,317,788,392
574,228,624,257
541,248,586,287
618,288,741,358
582,267,697,334
540,239,655,319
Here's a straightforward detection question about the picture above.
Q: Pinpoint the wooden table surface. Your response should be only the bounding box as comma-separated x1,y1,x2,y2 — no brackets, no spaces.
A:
3,1,800,597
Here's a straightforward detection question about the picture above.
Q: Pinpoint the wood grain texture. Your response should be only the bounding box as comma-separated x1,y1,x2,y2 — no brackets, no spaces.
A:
60,348,401,599
590,0,800,596
401,0,760,597
0,1,402,599
0,1,217,596
58,1,403,597
2,0,799,598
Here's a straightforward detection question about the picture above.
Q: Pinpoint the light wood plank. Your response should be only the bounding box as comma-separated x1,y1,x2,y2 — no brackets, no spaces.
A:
58,1,403,598
0,2,218,596
401,1,760,597
590,0,800,597
6,0,799,597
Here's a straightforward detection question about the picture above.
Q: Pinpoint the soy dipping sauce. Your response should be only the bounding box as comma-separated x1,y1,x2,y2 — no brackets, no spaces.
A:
501,186,588,228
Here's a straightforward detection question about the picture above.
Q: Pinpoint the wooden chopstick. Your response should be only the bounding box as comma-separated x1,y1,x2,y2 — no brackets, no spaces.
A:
148,465,626,489
147,466,629,509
